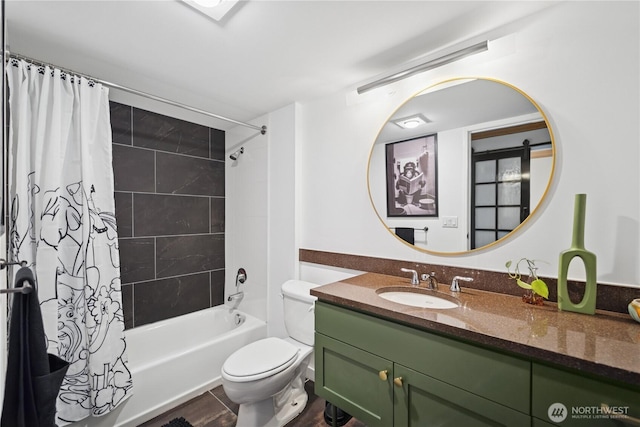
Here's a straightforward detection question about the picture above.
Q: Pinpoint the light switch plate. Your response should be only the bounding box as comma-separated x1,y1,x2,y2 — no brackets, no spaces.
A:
442,216,458,228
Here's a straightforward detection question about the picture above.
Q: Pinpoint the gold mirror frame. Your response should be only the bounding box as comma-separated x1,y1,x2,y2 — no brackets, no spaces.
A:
367,77,556,255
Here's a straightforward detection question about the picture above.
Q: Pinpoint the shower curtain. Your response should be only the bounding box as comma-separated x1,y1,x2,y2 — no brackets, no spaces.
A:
6,58,133,425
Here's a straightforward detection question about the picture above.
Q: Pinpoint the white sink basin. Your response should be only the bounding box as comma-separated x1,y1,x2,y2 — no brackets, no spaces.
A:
377,290,458,309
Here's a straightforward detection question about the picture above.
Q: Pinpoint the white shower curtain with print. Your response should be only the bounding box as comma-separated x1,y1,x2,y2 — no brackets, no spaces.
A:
6,58,133,425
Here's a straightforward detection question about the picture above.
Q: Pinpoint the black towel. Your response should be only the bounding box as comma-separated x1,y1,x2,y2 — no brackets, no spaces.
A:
1,267,70,427
395,227,415,245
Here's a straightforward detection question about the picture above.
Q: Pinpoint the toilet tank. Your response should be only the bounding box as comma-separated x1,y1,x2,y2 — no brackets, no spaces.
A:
281,280,320,346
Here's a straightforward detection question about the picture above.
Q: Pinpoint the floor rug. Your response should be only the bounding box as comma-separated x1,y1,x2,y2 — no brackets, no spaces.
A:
161,417,194,427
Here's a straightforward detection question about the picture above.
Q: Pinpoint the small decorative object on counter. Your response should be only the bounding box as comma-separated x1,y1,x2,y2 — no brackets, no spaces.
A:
629,299,640,324
506,258,549,305
557,193,597,315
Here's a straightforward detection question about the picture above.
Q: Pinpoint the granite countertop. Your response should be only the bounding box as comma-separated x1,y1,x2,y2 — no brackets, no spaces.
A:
311,272,640,388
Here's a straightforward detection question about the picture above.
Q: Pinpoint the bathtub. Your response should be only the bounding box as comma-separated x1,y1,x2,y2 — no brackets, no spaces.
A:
70,307,266,427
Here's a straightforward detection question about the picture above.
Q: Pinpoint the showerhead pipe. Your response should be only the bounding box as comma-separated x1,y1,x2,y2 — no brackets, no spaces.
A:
229,147,244,161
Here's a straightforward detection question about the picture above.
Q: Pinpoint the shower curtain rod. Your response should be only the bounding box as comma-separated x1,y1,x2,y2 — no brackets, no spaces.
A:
3,51,267,135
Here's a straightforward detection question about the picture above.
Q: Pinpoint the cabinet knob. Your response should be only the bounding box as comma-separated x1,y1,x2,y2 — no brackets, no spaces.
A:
378,370,388,381
393,377,403,387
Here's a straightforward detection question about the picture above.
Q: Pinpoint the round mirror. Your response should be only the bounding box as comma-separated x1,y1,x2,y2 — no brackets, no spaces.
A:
367,78,555,255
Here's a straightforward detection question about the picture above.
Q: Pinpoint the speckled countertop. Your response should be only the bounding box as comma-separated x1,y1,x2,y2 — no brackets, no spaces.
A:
311,272,640,388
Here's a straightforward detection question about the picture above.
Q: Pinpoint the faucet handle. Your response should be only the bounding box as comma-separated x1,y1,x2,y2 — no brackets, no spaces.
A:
419,272,438,290
400,268,419,286
236,268,247,284
429,272,438,289
451,276,473,292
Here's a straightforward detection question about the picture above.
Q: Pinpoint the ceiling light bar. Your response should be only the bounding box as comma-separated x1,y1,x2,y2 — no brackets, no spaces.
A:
357,40,489,95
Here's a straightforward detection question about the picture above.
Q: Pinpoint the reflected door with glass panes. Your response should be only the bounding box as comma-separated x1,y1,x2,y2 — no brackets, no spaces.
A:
470,146,530,249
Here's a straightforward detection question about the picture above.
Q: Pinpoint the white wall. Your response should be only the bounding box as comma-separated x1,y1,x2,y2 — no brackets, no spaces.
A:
225,116,269,321
266,104,298,338
225,103,298,337
297,2,640,288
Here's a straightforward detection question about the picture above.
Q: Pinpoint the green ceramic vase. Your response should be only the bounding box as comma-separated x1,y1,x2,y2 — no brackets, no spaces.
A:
557,194,597,314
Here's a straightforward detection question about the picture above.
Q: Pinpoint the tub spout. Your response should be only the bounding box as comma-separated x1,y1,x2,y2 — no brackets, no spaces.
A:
228,291,244,312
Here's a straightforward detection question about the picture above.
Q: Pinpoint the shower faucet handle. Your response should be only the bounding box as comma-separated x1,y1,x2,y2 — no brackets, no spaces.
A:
235,268,247,288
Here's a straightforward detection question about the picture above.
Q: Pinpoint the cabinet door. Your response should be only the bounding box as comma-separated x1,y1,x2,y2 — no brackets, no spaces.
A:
315,333,393,427
532,363,640,426
532,419,559,427
393,364,531,427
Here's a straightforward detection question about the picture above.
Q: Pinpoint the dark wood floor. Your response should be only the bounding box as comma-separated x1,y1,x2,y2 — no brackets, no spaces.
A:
140,381,366,427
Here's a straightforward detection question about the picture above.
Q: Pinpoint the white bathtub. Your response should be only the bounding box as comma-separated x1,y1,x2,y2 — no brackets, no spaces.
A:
70,307,267,427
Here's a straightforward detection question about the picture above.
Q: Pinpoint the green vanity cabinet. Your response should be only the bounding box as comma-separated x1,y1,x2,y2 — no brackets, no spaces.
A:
315,333,393,426
532,363,640,426
393,364,531,426
532,419,557,427
314,302,532,426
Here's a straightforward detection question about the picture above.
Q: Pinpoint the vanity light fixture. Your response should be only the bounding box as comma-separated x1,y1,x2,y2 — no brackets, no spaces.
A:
392,114,430,130
182,0,239,21
357,40,489,94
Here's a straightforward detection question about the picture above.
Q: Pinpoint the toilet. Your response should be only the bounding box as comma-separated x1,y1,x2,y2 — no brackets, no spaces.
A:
221,279,320,427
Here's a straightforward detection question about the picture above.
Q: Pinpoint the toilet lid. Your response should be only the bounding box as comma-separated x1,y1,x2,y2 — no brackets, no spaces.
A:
222,337,299,382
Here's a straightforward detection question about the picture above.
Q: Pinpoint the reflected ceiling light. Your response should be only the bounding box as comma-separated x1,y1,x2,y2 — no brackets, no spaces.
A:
392,114,430,130
357,41,489,95
182,0,239,21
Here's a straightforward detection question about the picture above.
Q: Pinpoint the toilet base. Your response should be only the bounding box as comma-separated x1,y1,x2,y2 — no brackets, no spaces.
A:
222,338,314,427
235,378,308,427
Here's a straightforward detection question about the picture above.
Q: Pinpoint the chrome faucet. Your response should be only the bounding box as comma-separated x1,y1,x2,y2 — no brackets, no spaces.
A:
400,268,419,286
450,276,473,292
228,268,247,312
421,272,438,290
227,291,244,312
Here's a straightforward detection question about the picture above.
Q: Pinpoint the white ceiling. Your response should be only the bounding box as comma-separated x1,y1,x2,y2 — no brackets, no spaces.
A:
377,78,541,143
5,0,560,130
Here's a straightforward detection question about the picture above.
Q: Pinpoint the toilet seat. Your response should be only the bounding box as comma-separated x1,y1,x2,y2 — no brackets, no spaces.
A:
222,337,299,383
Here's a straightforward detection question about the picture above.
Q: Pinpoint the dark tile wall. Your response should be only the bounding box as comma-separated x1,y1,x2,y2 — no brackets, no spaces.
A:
110,101,226,329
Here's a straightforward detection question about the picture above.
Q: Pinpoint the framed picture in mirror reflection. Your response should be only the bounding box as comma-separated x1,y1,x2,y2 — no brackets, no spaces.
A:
385,134,438,217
